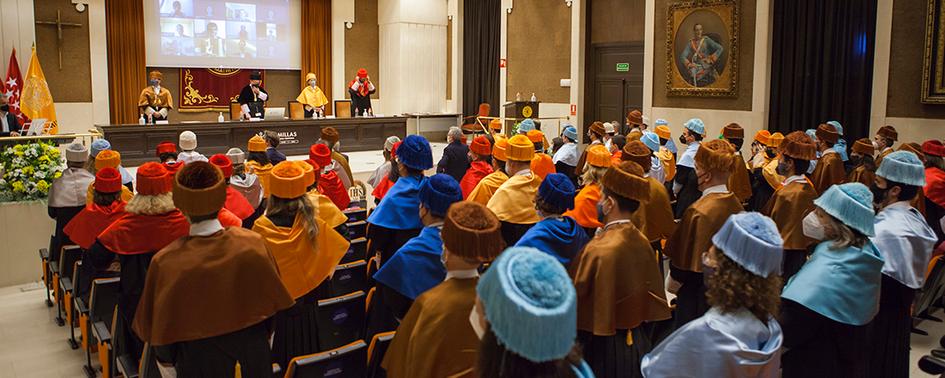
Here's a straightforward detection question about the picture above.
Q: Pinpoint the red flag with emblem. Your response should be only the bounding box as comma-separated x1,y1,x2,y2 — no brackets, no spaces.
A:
3,49,29,127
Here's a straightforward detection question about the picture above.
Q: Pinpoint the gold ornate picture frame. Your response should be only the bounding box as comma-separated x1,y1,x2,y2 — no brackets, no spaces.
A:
922,0,945,104
666,0,739,97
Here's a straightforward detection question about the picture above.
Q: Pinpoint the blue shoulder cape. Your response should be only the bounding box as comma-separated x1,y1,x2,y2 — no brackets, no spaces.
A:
372,226,446,300
782,241,884,325
515,217,590,265
677,142,700,168
367,174,425,230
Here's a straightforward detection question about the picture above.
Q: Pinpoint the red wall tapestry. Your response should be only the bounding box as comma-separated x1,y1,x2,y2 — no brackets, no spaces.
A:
178,68,265,112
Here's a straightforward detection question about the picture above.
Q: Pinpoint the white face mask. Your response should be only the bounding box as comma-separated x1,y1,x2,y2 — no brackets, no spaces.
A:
469,306,485,340
872,140,881,150
939,215,945,236
802,212,826,241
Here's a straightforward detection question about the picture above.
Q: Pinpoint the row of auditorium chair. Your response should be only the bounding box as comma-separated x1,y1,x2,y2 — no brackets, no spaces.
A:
36,197,400,377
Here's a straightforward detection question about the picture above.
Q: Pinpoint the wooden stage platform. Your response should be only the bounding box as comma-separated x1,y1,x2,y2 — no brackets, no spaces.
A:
96,117,408,166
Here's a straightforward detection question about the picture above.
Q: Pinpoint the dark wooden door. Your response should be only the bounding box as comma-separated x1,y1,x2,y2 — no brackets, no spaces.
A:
585,43,644,135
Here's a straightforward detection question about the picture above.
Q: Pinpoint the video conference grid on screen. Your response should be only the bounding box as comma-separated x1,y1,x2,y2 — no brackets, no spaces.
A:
158,0,287,59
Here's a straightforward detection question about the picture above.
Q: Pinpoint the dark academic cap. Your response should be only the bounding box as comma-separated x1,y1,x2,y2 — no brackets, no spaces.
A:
250,71,262,80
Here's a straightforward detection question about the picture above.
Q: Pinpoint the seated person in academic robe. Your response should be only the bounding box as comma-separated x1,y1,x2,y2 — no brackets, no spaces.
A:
173,131,206,165
368,136,401,188
225,147,265,228
468,136,510,205
460,136,494,199
642,212,786,378
296,72,329,118
672,118,706,218
296,160,349,235
438,127,471,183
309,143,351,210
137,70,173,123
132,162,294,377
564,145,611,236
609,135,627,165
653,122,677,182
747,132,783,212
246,135,274,199
251,161,350,369
762,131,818,280
516,173,589,267
320,127,354,189
780,183,882,378
810,123,846,194
622,140,676,248
155,141,178,165
348,68,376,117
263,130,286,165
372,142,401,203
722,123,752,204
487,135,542,246
874,125,899,167
383,201,505,378
570,161,672,378
848,138,877,186
374,174,463,321
575,122,606,177
367,134,434,265
529,130,556,180
208,154,255,221
84,150,134,204
87,139,133,188
867,151,937,378
238,71,268,120
636,133,667,185
899,143,929,214
64,167,127,301
473,247,595,377
86,163,190,361
49,142,96,257
922,140,945,245
553,125,580,184
664,139,744,328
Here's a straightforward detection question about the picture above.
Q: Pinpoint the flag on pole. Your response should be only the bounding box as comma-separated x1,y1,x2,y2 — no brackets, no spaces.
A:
2,48,29,127
20,46,57,134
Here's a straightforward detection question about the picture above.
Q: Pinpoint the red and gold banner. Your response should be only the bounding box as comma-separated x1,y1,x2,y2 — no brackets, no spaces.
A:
178,68,265,112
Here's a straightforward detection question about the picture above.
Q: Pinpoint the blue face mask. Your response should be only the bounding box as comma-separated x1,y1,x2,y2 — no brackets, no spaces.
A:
150,79,160,87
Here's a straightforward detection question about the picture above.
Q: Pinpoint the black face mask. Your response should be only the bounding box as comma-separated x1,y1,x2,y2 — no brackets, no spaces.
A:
678,134,688,146
849,155,863,167
0,105,8,112
765,149,776,159
659,137,669,146
870,183,890,206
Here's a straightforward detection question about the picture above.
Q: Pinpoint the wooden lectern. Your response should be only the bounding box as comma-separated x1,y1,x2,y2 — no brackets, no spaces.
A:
503,101,539,134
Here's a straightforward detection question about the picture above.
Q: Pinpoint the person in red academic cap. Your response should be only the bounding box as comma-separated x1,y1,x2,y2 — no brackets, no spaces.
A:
460,136,494,198
156,141,178,164
86,162,190,361
64,167,128,301
310,143,351,209
923,139,945,246
209,154,255,222
348,68,376,117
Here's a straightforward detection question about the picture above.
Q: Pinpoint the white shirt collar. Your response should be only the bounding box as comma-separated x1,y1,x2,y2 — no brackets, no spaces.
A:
513,168,532,177
822,148,837,156
603,219,632,230
782,175,807,186
700,184,728,198
190,218,223,236
445,269,479,280
883,200,913,212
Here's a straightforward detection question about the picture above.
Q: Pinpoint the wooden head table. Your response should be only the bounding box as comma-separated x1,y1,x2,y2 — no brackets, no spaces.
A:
96,117,408,166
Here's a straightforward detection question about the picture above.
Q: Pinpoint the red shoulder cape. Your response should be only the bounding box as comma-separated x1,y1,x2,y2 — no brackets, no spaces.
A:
225,186,255,219
318,171,351,210
372,176,395,201
218,208,243,228
63,201,127,249
97,210,190,255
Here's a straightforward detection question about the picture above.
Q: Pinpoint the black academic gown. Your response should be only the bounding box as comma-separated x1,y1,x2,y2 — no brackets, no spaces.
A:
348,85,376,117
237,85,268,119
748,169,776,212
154,320,273,377
47,205,84,263
672,166,700,219
867,275,916,378
780,299,872,378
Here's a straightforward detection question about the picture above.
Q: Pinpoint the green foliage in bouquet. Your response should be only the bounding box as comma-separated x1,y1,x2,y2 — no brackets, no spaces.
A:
0,142,65,202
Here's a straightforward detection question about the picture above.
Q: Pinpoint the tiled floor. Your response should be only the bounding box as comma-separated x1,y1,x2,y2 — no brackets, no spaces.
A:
2,280,944,377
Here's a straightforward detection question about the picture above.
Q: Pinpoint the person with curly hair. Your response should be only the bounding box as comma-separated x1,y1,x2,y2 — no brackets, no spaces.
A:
642,212,785,377
780,183,883,377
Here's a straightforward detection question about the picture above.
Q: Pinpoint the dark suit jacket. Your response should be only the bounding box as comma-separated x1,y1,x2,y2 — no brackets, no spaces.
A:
437,141,470,183
0,113,20,137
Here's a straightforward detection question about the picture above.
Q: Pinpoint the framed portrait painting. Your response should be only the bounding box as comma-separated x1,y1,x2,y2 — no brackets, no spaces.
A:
923,0,945,104
665,0,739,97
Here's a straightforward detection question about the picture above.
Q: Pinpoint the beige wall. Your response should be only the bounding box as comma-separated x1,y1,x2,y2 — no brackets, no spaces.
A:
345,0,380,98
885,0,945,120
506,0,572,104
589,0,645,44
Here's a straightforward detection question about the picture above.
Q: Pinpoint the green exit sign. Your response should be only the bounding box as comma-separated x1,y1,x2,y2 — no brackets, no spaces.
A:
616,63,630,72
